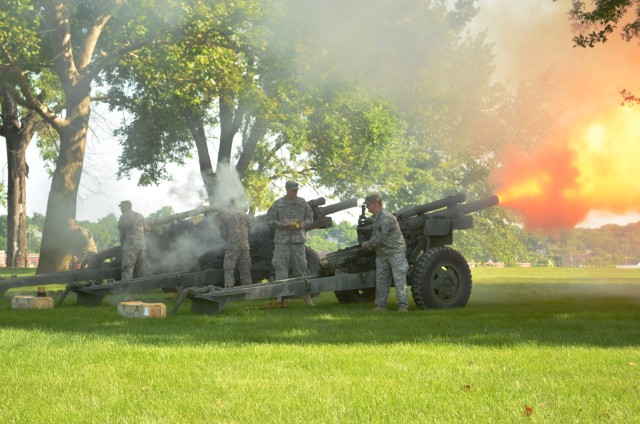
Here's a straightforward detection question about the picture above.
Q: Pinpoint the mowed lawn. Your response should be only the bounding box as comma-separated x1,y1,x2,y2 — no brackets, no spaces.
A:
1,267,639,423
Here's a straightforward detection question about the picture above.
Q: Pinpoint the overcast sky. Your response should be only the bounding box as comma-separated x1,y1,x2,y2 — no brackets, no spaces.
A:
2,0,639,227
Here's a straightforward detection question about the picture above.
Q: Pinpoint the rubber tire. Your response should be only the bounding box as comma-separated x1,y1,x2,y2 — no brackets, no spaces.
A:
411,246,472,309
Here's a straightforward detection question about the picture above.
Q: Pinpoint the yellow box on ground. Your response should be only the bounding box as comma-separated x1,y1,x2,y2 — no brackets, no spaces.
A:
11,296,54,310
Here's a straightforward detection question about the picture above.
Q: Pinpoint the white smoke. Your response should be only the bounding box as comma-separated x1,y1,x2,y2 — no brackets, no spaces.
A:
210,165,250,212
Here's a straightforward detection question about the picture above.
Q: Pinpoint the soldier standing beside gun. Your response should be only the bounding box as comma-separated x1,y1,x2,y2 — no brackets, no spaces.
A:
360,193,409,312
218,200,252,288
267,180,315,305
67,218,98,269
118,200,148,280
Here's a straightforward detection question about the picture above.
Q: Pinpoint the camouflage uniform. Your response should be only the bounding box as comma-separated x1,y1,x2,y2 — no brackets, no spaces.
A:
118,210,147,281
362,208,409,309
219,209,252,288
71,225,98,268
267,196,313,280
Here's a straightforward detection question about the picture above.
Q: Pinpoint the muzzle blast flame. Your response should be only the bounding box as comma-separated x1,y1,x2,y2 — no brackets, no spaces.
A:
492,106,640,231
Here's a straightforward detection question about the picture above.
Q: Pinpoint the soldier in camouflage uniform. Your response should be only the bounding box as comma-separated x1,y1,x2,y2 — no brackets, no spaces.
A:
267,180,315,305
218,200,252,288
67,218,98,269
360,193,409,312
118,200,148,281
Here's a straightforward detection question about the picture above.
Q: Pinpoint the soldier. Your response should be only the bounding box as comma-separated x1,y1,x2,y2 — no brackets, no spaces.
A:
218,200,252,288
267,180,315,305
360,193,409,312
118,200,148,281
67,218,98,269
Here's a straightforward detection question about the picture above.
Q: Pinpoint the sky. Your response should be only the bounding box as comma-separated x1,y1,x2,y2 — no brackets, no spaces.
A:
1,0,639,228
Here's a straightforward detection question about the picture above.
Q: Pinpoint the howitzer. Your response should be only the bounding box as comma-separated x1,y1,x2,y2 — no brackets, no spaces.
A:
324,194,499,307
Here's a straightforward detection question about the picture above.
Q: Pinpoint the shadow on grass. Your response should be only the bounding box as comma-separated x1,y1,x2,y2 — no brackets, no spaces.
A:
1,283,639,348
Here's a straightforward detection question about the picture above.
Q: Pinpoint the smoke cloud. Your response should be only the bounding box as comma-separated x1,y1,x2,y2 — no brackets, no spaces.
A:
210,165,250,212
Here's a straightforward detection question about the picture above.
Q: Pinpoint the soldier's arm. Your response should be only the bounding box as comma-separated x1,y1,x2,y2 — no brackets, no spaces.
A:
363,217,390,250
118,218,125,245
266,203,278,230
302,202,313,228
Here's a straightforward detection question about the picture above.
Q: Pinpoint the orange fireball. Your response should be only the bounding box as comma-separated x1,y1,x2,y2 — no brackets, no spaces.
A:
492,106,640,231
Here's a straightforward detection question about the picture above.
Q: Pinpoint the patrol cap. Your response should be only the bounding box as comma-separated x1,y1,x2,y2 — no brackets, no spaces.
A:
285,180,299,190
363,193,382,205
118,200,132,208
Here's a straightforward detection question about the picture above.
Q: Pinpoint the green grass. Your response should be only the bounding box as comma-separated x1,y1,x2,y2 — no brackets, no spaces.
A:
1,267,639,422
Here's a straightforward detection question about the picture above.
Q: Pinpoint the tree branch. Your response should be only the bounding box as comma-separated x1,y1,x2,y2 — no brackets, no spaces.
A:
88,38,164,81
47,1,79,87
236,116,267,176
76,0,126,71
0,46,64,129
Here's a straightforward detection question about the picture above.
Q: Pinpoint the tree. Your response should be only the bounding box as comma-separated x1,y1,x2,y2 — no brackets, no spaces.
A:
1,0,191,272
104,1,271,208
103,0,409,214
0,87,37,266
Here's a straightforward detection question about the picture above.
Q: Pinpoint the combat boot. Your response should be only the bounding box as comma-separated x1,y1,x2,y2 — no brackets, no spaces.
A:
373,305,387,312
398,306,409,313
303,294,315,306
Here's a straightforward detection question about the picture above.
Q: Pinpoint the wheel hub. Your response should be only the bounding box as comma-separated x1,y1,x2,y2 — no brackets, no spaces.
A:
432,265,459,299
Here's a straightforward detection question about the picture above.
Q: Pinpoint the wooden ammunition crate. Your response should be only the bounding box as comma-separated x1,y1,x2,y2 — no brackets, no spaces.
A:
143,303,166,318
11,296,54,310
117,301,166,319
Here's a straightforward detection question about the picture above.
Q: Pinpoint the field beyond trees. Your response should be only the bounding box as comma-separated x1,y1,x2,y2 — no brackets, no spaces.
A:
1,267,639,422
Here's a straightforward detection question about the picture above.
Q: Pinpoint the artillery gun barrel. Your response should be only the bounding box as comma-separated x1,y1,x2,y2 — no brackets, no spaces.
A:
147,205,217,228
317,198,358,217
308,197,327,209
425,195,499,219
455,195,500,215
395,193,466,219
305,198,359,231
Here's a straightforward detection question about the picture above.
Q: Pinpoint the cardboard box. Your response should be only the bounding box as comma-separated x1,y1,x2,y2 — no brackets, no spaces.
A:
11,295,54,310
117,301,166,319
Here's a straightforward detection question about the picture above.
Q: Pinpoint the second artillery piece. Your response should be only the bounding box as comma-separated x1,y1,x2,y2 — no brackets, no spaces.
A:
60,197,358,306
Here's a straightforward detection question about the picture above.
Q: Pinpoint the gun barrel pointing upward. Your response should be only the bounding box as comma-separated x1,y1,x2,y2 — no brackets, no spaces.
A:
395,193,467,219
147,205,217,227
317,198,358,216
456,195,500,215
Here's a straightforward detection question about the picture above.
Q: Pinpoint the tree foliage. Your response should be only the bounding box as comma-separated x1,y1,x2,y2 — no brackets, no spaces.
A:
566,0,640,47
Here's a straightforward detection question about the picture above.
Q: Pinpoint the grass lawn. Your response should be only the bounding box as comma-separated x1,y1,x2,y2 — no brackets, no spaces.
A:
1,267,639,423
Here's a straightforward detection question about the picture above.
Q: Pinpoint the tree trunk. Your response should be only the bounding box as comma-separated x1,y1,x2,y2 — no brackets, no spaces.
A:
1,89,32,268
37,94,90,274
185,112,217,201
